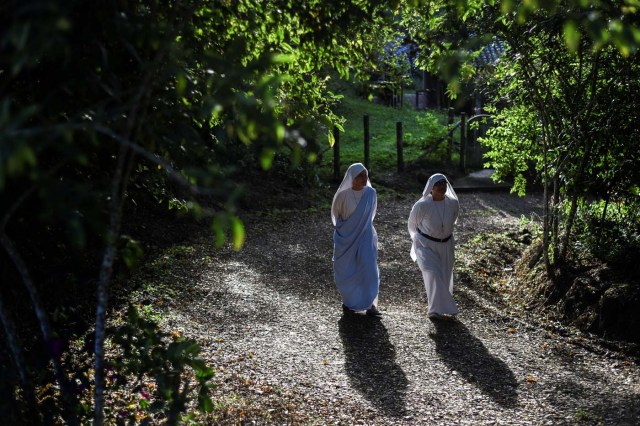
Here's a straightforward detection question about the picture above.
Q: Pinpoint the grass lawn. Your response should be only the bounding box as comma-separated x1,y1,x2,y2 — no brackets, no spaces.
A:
318,93,453,179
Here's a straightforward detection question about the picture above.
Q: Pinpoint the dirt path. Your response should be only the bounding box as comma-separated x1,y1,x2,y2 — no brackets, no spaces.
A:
157,192,640,425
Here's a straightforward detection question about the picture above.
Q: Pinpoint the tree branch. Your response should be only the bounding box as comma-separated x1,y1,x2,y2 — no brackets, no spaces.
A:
0,232,78,424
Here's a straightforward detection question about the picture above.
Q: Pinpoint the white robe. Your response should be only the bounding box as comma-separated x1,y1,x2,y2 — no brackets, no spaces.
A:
408,196,459,316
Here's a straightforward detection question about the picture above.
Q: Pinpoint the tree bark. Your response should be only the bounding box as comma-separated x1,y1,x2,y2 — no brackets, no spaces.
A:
552,174,560,263
0,233,78,424
0,295,39,420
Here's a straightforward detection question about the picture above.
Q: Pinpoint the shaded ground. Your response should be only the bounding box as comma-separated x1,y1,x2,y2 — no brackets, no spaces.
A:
136,190,640,425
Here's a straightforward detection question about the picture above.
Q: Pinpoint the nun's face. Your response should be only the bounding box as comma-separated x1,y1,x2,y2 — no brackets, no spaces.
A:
432,179,447,200
352,170,368,190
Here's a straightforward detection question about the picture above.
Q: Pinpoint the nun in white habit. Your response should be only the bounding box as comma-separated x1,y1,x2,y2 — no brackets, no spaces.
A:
331,163,381,317
408,173,459,319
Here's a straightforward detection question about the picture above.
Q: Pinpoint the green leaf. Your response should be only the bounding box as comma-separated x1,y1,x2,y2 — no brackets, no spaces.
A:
211,217,225,247
6,143,37,175
632,26,640,44
564,21,580,52
192,363,215,380
320,114,333,127
168,340,200,359
127,305,141,324
501,0,515,14
56,17,72,31
121,236,144,269
272,53,295,64
259,148,274,170
231,216,245,251
275,123,285,142
198,389,213,412
176,73,187,96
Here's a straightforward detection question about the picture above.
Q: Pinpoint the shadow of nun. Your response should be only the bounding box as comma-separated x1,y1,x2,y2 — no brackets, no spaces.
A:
338,315,408,417
429,319,518,407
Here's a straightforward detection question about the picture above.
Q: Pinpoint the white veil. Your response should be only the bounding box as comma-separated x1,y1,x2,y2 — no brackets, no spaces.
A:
419,173,457,203
331,163,372,226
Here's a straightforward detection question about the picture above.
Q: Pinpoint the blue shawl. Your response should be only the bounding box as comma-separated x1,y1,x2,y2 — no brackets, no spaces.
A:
332,186,380,311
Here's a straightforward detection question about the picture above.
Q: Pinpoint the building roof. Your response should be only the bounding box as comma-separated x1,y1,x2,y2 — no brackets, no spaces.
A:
476,39,507,67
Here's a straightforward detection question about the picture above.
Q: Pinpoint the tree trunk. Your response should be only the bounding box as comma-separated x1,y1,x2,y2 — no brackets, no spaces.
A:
561,137,595,260
542,152,552,275
93,145,136,426
0,233,78,424
552,175,560,263
0,295,39,421
560,52,601,260
561,193,579,261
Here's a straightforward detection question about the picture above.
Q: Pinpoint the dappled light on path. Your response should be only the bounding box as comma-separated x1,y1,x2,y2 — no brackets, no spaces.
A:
155,192,640,424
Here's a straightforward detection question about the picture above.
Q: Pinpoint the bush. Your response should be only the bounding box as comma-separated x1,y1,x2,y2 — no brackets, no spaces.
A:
571,198,640,269
105,305,216,424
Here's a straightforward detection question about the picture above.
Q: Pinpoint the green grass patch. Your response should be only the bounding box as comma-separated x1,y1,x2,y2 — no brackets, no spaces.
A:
319,93,452,177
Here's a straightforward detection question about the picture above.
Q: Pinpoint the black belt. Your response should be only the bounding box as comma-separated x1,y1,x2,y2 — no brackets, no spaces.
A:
418,228,451,243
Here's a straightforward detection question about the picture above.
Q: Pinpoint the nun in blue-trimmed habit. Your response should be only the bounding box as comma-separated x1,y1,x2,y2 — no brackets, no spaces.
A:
408,173,459,320
331,163,382,317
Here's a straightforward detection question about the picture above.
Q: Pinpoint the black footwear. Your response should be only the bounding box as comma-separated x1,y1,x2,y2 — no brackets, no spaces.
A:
429,313,453,321
428,313,444,321
342,304,356,315
366,305,382,317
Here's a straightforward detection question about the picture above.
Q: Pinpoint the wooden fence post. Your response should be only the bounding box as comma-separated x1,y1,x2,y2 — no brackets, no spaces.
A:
447,107,454,164
459,112,466,172
396,121,404,173
363,114,370,170
471,108,479,168
333,126,340,181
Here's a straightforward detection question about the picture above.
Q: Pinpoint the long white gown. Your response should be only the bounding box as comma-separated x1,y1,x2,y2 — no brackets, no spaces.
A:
408,177,459,316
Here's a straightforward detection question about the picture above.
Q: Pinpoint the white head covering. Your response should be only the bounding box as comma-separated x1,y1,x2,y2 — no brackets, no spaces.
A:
331,163,372,225
418,173,458,203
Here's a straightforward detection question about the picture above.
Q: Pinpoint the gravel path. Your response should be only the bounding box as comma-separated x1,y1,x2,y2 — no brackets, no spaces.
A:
157,192,640,425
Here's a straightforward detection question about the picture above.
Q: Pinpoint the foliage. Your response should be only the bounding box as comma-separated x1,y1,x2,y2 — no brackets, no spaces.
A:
0,0,402,423
402,0,640,93
3,0,639,421
570,198,640,266
368,34,416,96
401,0,640,276
415,110,450,148
107,305,215,425
483,30,640,271
481,104,541,196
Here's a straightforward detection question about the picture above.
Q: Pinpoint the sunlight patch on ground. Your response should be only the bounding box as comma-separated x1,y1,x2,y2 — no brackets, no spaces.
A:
285,243,305,255
207,261,261,297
